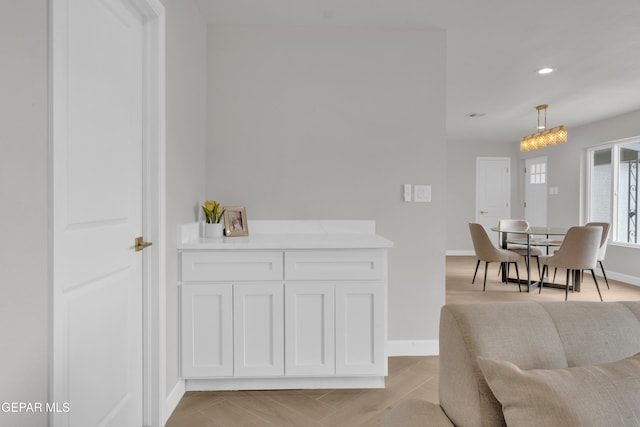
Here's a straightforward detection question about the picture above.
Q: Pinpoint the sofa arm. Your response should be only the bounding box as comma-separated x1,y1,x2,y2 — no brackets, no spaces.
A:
384,399,454,427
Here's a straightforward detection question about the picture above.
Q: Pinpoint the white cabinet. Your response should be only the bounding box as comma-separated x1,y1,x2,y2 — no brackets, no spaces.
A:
178,220,392,390
284,250,386,281
233,283,284,377
336,283,386,376
284,283,335,376
181,284,233,377
181,251,283,282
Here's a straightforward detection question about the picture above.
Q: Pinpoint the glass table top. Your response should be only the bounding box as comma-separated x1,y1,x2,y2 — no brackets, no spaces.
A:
490,226,569,236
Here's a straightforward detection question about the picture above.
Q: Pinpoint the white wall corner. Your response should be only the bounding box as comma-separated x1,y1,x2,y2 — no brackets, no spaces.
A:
164,380,185,425
388,340,439,357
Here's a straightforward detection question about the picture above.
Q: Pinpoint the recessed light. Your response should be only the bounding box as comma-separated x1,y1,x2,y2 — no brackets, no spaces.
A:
537,67,554,75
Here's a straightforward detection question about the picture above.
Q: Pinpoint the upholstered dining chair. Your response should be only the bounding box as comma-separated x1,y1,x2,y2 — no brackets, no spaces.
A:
552,223,611,289
539,226,603,301
585,222,611,289
469,223,521,292
498,219,544,279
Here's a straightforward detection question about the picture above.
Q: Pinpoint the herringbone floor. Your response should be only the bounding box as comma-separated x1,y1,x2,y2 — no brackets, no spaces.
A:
166,256,640,426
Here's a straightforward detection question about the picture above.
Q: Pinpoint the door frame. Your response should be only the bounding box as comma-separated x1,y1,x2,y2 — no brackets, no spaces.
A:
48,0,166,425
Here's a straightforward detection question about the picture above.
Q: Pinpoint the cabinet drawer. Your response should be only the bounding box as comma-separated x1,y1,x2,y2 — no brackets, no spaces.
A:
285,250,385,281
181,251,283,281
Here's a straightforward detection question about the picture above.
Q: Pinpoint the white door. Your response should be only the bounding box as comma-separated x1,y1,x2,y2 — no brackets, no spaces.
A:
51,0,152,425
181,284,233,378
335,283,385,376
233,284,285,377
476,158,511,232
285,283,335,376
524,156,548,226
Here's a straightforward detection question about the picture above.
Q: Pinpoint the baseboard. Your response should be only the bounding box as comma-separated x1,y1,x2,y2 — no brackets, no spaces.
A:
387,340,439,356
446,250,474,256
595,269,640,287
164,380,185,425
186,376,385,391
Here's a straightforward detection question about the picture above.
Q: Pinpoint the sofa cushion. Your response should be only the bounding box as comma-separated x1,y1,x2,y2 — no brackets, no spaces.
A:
439,301,640,427
477,353,640,427
439,302,570,427
538,301,640,366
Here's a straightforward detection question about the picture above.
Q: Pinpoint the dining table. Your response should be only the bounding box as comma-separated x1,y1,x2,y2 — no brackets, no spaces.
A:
490,225,573,292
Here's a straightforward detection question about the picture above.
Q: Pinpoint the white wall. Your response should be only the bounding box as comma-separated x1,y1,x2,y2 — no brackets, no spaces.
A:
206,25,447,345
161,0,208,400
0,2,49,426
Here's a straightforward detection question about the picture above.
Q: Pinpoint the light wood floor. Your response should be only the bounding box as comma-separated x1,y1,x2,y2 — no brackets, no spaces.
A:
166,256,640,427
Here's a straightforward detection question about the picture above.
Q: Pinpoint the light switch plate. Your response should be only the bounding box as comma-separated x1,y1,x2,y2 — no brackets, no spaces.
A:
404,184,412,202
414,185,432,202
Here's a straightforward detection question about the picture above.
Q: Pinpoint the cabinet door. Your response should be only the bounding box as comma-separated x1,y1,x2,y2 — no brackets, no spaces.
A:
285,283,335,376
335,283,386,376
181,284,233,377
234,283,284,377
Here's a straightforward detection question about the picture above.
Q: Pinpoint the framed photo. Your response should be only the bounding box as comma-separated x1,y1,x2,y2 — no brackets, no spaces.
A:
223,206,249,237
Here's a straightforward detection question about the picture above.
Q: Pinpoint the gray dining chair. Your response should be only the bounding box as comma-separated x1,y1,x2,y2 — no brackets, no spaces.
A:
585,222,611,289
551,222,611,290
539,226,603,301
469,223,522,291
498,219,544,279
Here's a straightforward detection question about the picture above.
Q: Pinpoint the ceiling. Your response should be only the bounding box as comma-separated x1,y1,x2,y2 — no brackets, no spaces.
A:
194,0,640,145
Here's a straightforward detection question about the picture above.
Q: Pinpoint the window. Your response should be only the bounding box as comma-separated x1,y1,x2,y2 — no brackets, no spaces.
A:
529,162,546,185
587,138,640,244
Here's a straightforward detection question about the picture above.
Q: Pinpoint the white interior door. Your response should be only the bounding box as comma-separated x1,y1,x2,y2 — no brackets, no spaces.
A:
476,157,511,232
524,156,548,226
52,0,150,425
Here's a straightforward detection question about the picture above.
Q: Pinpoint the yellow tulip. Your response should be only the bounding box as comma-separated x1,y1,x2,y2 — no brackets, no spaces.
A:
202,200,225,224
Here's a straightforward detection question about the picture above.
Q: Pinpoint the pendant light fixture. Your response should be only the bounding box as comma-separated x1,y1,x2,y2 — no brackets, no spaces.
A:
520,104,567,152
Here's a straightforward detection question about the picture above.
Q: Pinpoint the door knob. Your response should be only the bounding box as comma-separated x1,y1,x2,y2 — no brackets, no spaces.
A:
480,210,488,214
135,236,152,252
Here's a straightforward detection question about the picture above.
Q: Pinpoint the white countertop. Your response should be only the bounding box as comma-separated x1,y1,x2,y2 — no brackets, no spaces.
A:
177,220,394,250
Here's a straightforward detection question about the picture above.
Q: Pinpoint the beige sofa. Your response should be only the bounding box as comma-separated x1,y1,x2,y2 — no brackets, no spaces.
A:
384,301,640,427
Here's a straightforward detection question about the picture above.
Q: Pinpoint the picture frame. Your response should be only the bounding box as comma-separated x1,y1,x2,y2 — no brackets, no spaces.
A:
223,206,249,237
